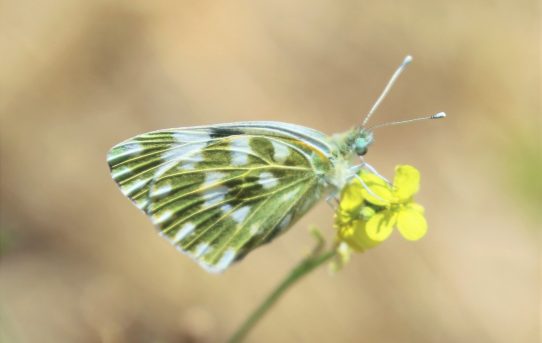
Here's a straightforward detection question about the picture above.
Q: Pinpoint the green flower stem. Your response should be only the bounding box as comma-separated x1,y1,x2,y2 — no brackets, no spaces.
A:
227,249,337,343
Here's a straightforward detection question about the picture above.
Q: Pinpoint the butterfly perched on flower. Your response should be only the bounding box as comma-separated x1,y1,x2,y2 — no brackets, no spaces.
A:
107,56,445,273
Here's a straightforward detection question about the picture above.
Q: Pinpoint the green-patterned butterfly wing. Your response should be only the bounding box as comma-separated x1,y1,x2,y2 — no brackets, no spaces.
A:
107,57,445,273
107,122,339,272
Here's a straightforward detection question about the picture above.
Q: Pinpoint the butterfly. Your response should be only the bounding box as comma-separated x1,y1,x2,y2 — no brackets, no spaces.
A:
107,56,445,273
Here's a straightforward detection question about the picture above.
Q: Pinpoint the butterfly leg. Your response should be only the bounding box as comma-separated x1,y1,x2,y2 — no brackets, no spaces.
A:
346,159,389,202
353,157,391,185
353,174,387,202
325,193,340,210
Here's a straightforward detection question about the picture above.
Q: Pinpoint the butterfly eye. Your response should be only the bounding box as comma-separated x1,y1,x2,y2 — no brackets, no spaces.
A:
354,137,370,156
356,147,368,156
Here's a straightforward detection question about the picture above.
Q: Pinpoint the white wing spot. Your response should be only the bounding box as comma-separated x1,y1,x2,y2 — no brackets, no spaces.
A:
271,140,290,163
111,166,132,180
258,172,278,189
231,152,248,166
193,242,211,257
121,179,148,196
206,248,236,273
123,143,144,154
203,172,226,187
108,143,143,162
154,161,177,178
183,152,204,170
162,142,207,161
220,204,233,213
281,189,299,202
250,223,261,235
135,198,149,210
150,183,172,197
231,206,251,223
231,136,251,149
173,222,195,243
173,131,211,143
230,137,251,166
203,186,229,207
152,210,173,224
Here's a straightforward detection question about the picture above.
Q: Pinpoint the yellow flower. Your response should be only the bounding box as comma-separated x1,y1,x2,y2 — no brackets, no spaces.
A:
334,165,427,252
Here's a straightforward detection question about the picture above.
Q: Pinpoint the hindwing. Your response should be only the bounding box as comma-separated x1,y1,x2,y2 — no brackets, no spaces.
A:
107,122,332,272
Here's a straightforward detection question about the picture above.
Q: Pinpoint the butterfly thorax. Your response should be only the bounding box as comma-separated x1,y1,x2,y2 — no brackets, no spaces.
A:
329,127,373,156
324,127,374,191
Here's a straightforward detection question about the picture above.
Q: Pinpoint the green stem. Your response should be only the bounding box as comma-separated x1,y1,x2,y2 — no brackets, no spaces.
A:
227,249,337,343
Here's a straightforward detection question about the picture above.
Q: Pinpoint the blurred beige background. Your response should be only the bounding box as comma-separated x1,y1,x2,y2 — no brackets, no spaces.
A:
0,1,539,342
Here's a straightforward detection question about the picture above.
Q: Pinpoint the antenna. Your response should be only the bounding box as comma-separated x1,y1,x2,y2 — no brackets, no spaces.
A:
362,55,413,127
368,112,446,130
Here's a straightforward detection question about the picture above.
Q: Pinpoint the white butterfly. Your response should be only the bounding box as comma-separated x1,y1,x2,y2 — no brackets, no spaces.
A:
107,56,445,272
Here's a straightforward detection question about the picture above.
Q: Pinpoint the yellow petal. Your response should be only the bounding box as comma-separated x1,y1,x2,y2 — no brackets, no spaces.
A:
366,211,396,242
358,171,395,206
397,209,428,241
337,221,355,239
393,165,420,201
339,220,381,252
339,180,365,212
406,202,425,214
334,209,352,227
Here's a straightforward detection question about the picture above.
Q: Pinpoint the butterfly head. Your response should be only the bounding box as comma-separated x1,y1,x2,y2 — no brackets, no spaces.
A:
353,130,373,156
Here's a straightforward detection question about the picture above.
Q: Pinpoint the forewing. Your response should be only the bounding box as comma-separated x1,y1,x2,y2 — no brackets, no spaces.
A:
107,124,331,272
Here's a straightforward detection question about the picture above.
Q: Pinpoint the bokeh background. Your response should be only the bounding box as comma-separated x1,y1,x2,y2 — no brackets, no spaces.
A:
1,1,539,342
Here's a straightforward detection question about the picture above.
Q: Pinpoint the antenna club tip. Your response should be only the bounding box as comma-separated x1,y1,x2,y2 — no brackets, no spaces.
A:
432,112,447,119
403,55,413,65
